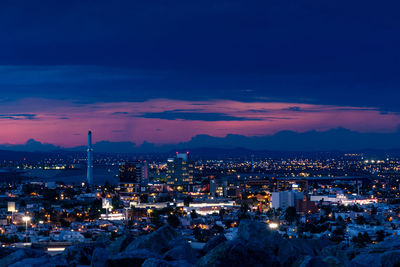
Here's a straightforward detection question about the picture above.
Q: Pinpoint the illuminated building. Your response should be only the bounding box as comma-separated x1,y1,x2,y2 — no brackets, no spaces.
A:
210,179,225,197
271,191,304,210
119,161,149,199
210,176,243,198
166,152,194,191
275,178,308,192
100,213,125,221
296,196,318,214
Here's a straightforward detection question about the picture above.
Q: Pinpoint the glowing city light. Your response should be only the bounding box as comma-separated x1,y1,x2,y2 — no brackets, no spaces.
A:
269,222,279,229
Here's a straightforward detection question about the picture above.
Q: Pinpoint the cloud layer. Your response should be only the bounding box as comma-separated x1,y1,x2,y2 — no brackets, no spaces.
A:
0,98,399,147
4,128,400,152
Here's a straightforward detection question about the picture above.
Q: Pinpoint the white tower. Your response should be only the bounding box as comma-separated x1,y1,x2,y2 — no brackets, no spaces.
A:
87,130,94,187
251,154,255,173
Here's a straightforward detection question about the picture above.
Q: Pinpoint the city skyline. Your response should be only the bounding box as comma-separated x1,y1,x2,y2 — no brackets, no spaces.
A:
1,2,400,265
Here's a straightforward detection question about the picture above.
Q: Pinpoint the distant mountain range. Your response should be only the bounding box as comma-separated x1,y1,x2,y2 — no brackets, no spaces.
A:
1,128,400,156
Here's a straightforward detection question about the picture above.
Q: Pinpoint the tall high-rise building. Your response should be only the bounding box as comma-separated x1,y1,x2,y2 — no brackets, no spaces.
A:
87,131,94,187
166,152,194,191
119,161,148,199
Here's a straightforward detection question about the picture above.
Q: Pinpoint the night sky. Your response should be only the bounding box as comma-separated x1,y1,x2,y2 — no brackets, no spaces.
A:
1,0,400,148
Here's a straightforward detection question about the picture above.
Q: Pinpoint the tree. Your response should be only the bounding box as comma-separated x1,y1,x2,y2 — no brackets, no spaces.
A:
352,232,372,247
103,181,113,191
184,196,193,207
19,199,26,207
238,203,250,221
371,206,378,215
0,234,20,244
355,216,367,225
266,208,275,218
60,219,71,227
330,228,345,243
88,199,102,220
194,227,205,242
321,205,332,216
190,210,198,219
43,189,58,202
140,194,148,203
149,209,162,228
212,223,224,234
284,206,298,224
224,219,233,229
167,214,180,228
219,208,226,220
376,230,385,242
362,232,372,243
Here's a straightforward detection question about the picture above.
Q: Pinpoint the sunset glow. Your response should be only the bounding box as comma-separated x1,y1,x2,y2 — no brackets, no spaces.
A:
0,98,399,147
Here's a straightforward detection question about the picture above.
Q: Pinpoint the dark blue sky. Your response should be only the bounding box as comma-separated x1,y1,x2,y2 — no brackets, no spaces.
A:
0,0,400,148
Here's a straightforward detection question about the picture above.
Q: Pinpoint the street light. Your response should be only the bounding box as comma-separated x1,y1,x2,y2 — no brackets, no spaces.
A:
268,222,279,229
124,207,130,224
22,216,31,242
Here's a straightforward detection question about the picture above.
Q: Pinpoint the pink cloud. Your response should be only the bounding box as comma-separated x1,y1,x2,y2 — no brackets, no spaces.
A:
0,98,399,147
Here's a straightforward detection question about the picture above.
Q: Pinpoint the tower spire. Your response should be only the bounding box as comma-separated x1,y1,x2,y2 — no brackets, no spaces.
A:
87,130,93,187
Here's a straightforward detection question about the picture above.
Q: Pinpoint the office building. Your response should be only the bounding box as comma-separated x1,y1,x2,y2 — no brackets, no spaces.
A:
271,191,304,210
166,152,194,191
119,161,149,199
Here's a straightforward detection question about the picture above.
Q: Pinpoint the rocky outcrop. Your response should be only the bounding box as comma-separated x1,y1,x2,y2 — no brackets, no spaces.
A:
380,250,400,267
142,258,194,267
278,238,334,266
0,248,47,267
7,244,97,267
321,243,356,263
107,233,135,254
107,249,162,267
63,243,96,265
350,237,400,267
202,234,227,255
163,241,196,263
295,256,326,267
4,220,400,267
0,247,18,259
91,247,110,267
8,255,68,267
351,252,383,266
125,225,178,254
198,237,280,267
322,256,344,267
197,242,229,267
198,220,334,267
112,225,196,266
